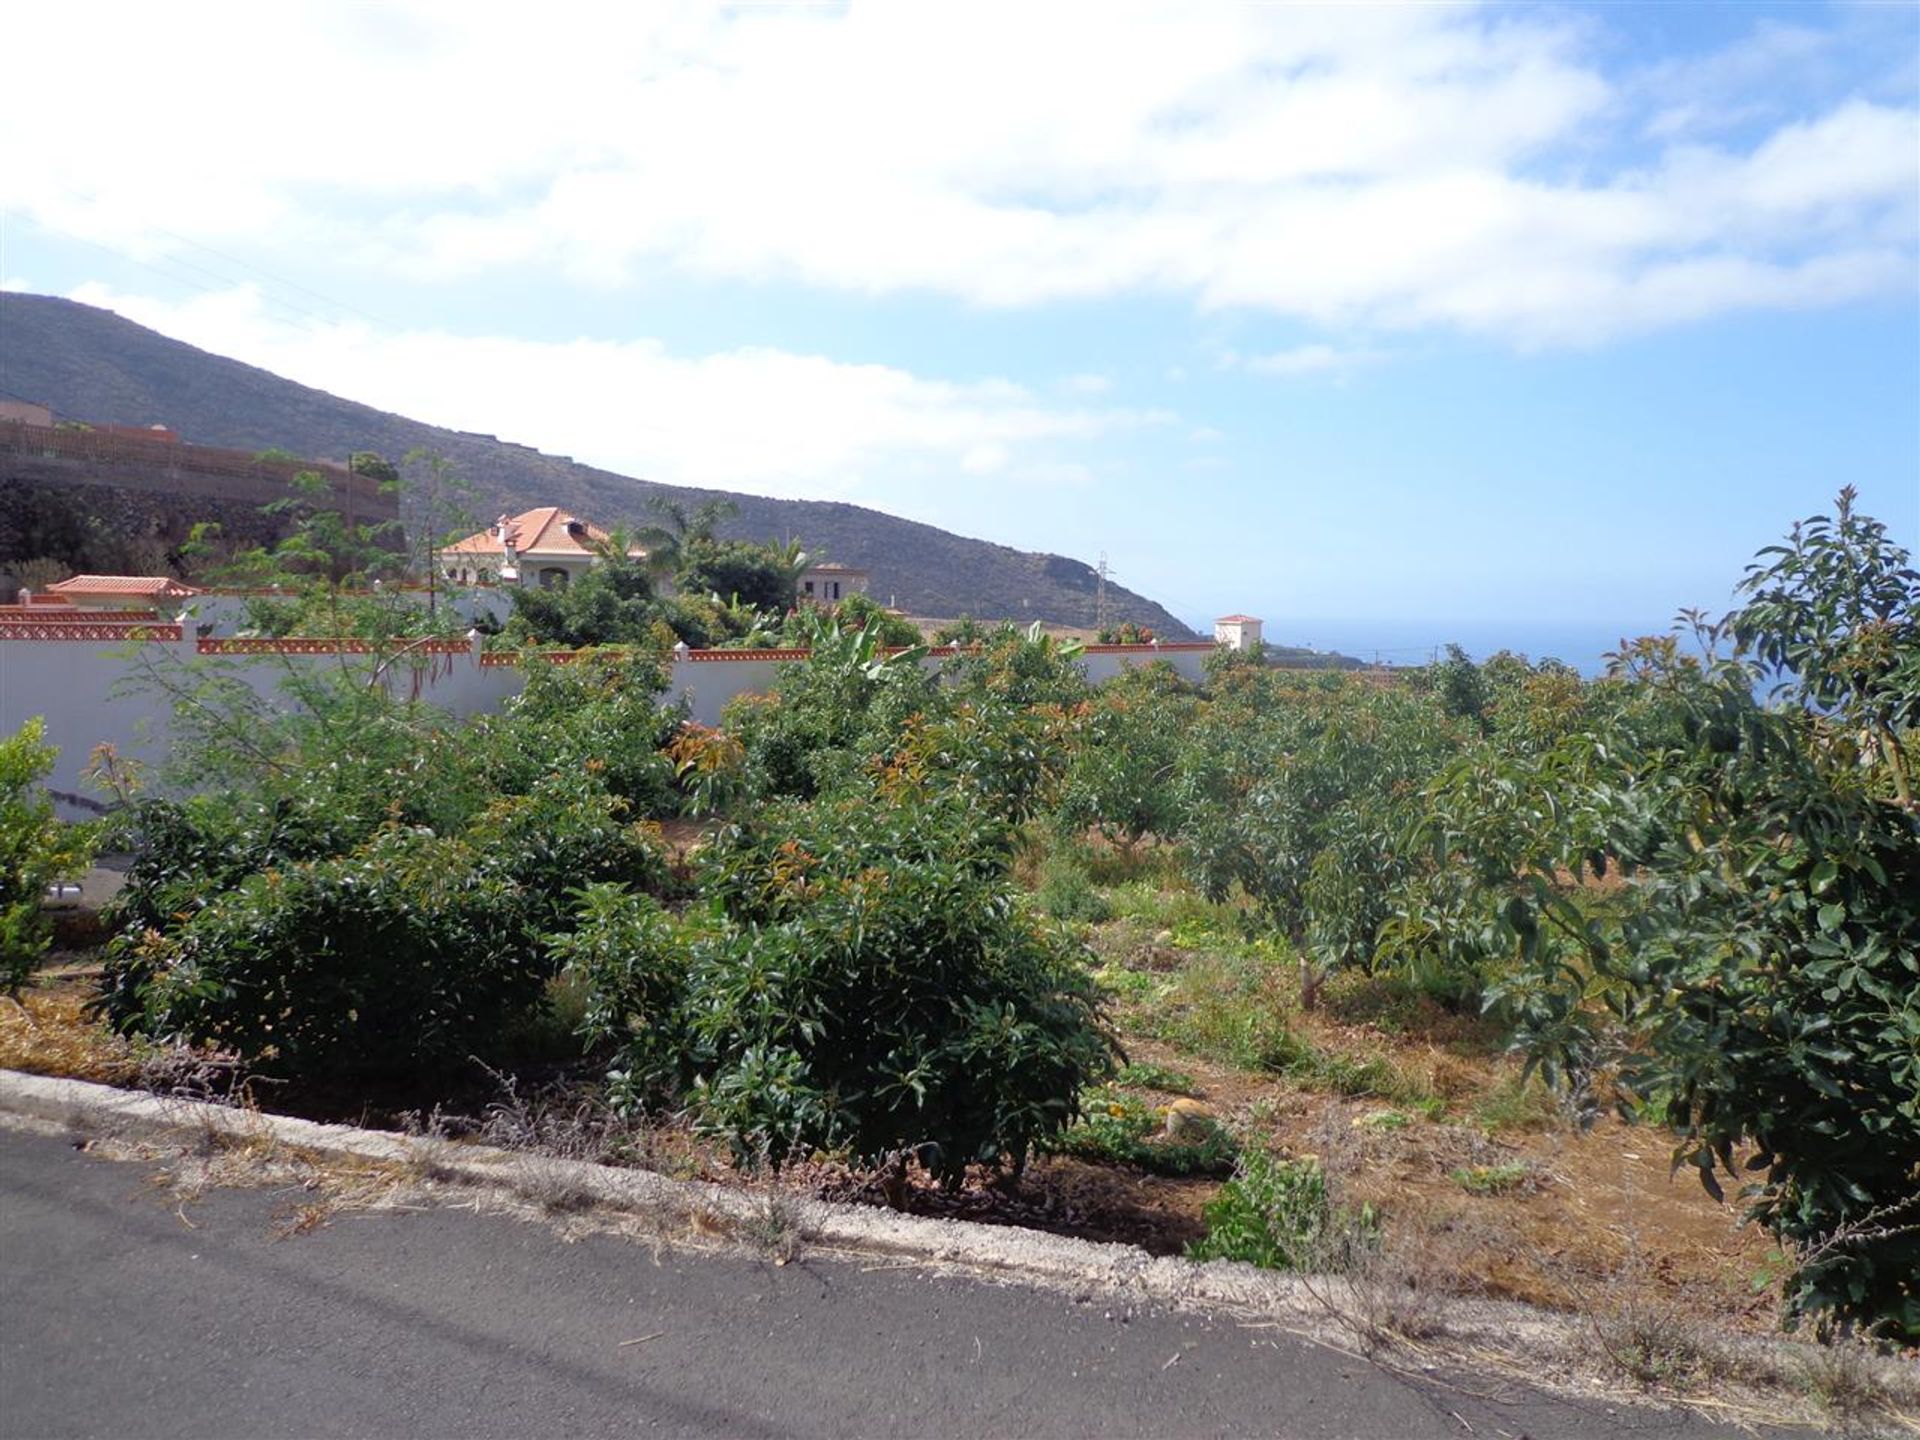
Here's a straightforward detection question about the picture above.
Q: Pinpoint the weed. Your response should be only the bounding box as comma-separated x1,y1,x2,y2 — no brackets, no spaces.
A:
1353,1108,1412,1133
1795,1337,1894,1432
739,1194,809,1265
1186,1151,1375,1271
1471,1070,1561,1134
1112,1062,1196,1095
1263,1029,1438,1107
1042,1087,1237,1176
1035,853,1112,923
1590,1297,1728,1392
1449,1161,1536,1195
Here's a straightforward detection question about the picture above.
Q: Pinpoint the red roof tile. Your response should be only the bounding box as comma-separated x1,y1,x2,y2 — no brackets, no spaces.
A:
445,506,645,560
48,575,203,600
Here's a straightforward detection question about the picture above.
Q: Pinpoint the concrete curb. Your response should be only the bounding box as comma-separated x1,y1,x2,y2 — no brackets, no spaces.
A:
0,1065,1586,1357
0,1068,1856,1385
9,1068,1918,1430
0,1067,1275,1307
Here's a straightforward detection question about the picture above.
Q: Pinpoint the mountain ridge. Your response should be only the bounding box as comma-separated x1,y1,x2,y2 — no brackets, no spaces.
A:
0,293,1195,636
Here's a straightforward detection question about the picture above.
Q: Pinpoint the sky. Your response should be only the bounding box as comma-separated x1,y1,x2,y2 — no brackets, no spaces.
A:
2,1,1915,657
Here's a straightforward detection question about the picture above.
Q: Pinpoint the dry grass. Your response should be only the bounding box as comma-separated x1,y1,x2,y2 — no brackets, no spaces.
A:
0,983,145,1085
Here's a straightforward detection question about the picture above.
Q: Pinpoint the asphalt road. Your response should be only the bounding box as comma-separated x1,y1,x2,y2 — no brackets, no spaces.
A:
0,1126,1736,1439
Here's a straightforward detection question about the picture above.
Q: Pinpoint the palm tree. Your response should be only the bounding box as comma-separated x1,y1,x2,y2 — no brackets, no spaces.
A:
635,495,740,583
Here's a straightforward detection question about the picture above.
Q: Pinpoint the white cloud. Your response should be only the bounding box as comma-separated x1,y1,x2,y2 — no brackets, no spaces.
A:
65,283,1164,504
5,4,1914,346
1237,345,1384,378
1061,373,1112,395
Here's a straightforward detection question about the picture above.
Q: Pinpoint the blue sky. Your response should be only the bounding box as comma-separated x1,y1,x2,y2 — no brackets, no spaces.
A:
3,1,1914,652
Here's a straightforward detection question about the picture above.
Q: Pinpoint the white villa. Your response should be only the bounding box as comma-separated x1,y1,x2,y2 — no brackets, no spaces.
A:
799,562,870,604
1214,614,1263,650
443,508,645,588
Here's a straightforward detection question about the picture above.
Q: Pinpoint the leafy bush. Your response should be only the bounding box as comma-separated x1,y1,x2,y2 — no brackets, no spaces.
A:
103,776,671,1078
1034,852,1112,924
112,826,548,1077
726,613,938,800
1187,1152,1373,1270
1,720,93,991
586,786,1117,1181
549,883,691,1103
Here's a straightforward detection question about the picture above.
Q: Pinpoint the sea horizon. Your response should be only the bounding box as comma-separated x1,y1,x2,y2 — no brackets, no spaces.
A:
1217,616,1692,679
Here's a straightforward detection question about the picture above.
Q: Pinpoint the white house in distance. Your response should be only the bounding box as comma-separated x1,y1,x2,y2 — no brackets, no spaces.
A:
799,562,870,604
442,507,645,588
1214,613,1263,650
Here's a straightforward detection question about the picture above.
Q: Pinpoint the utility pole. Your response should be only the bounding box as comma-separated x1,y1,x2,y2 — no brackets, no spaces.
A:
1095,552,1113,633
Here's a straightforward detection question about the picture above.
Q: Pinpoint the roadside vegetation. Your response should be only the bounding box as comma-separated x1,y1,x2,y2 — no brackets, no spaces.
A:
3,483,1915,1412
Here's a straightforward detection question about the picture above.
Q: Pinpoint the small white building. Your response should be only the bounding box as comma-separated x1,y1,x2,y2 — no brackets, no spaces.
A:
799,562,870,604
1214,614,1263,650
442,507,644,588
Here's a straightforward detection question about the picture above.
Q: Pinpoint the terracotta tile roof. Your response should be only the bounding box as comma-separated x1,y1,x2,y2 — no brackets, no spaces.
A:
1215,614,1262,624
47,575,203,600
445,506,645,560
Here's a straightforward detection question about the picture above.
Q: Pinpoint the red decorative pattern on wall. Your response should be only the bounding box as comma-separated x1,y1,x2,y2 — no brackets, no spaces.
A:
683,648,812,662
0,622,183,642
196,637,473,656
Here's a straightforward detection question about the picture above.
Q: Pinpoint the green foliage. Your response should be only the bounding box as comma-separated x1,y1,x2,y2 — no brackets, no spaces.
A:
104,775,671,1077
1450,1161,1534,1195
941,621,1089,710
548,883,690,1098
1040,1086,1236,1176
1187,1152,1372,1271
727,611,938,800
1474,494,1920,1340
1729,483,1917,806
1052,684,1194,852
603,786,1118,1182
1034,851,1112,924
503,550,667,650
1113,1061,1197,1094
471,651,680,816
678,536,807,614
1,720,93,991
830,592,924,648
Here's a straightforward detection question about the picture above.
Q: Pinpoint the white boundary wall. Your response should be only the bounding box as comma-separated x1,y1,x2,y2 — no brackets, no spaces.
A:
1,637,1213,818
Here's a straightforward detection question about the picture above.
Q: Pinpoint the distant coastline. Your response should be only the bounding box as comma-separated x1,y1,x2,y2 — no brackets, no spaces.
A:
1232,617,1684,679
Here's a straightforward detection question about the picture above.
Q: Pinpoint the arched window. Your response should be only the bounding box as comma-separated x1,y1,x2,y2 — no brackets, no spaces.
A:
539,567,570,589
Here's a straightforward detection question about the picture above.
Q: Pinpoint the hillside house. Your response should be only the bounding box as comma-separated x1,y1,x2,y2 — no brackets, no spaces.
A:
1214,614,1263,650
799,562,870,603
442,507,645,588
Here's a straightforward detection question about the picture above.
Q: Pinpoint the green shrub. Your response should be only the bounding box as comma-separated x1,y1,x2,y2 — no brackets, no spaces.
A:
114,828,545,1077
600,787,1117,1182
1035,852,1111,924
549,883,691,1104
103,778,671,1079
1187,1152,1374,1271
1,720,93,991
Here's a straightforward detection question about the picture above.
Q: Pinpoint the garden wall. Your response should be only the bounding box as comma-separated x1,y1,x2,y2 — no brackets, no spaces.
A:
0,636,1213,818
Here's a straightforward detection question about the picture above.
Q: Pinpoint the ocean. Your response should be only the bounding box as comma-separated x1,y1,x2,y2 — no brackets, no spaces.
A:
1249,617,1688,679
